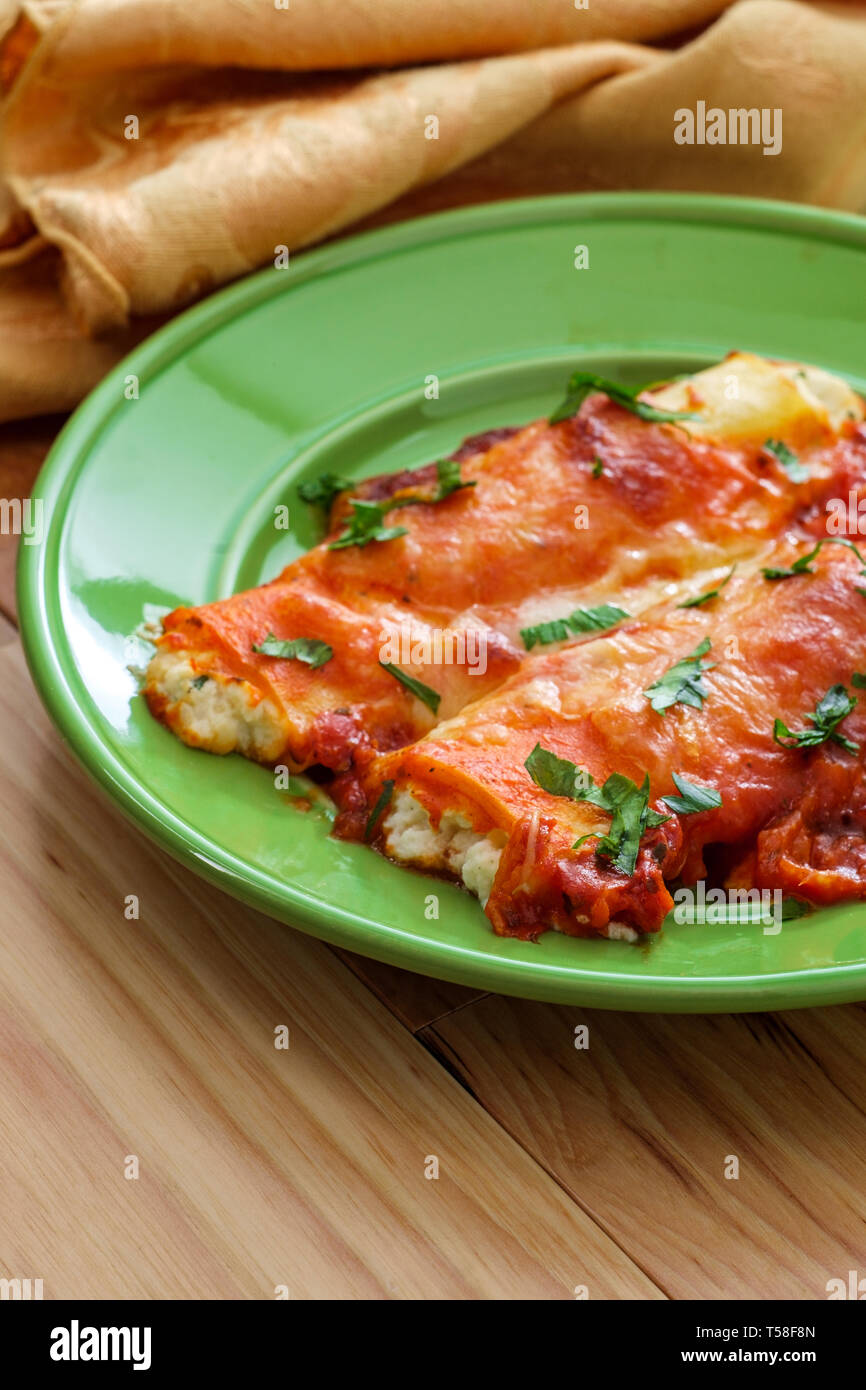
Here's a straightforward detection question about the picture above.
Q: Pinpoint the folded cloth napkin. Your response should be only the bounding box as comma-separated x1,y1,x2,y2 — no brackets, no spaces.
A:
1,0,866,422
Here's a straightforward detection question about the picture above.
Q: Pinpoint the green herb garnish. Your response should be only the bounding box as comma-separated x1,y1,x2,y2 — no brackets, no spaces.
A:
191,674,210,689
781,897,814,921
520,617,571,647
550,372,700,427
852,672,866,688
762,438,808,483
252,634,333,668
326,459,473,550
393,457,476,506
524,744,589,799
329,499,409,551
591,456,604,477
524,744,669,877
678,565,736,610
644,637,715,715
297,473,352,509
660,772,723,815
520,603,629,651
379,661,441,714
430,457,476,501
761,536,866,581
569,605,629,634
773,684,859,754
365,779,395,841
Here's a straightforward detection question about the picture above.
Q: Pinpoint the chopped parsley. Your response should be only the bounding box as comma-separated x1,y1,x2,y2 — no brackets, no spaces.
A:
297,472,351,509
520,617,572,648
568,604,629,634
429,457,476,501
762,438,808,483
329,499,409,550
191,674,210,689
644,637,715,715
524,744,669,877
591,455,604,477
678,565,736,610
252,634,333,668
379,661,441,714
853,672,866,688
773,683,859,755
392,457,476,506
660,773,723,815
780,897,814,921
325,459,473,550
761,536,866,581
365,779,395,841
524,744,589,799
520,603,629,651
550,371,699,427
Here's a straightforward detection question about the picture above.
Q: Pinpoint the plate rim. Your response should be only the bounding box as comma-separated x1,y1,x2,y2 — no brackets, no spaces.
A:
17,190,866,1011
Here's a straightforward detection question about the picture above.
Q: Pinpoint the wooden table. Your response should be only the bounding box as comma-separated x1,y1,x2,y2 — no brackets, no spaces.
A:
1,422,864,1300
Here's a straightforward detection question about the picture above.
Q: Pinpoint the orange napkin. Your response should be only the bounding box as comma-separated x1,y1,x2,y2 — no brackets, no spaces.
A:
2,0,866,422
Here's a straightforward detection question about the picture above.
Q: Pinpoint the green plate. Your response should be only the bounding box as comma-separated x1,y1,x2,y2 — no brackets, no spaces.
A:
18,193,866,1011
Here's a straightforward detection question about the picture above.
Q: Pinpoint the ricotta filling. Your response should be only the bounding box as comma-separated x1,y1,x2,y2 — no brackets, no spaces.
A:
146,650,286,761
381,789,638,939
382,789,506,907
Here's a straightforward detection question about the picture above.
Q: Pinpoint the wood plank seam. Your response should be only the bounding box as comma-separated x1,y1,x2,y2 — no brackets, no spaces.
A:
419,992,495,1035
418,1018,681,1299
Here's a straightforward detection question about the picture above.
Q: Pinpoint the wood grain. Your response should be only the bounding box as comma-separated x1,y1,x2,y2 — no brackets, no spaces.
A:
424,996,866,1299
0,642,660,1299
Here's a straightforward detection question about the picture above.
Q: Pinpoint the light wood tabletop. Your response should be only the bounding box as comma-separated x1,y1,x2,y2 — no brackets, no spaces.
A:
1,424,864,1300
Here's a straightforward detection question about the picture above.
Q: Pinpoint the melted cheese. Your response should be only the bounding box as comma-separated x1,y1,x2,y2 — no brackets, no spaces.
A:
645,351,863,445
